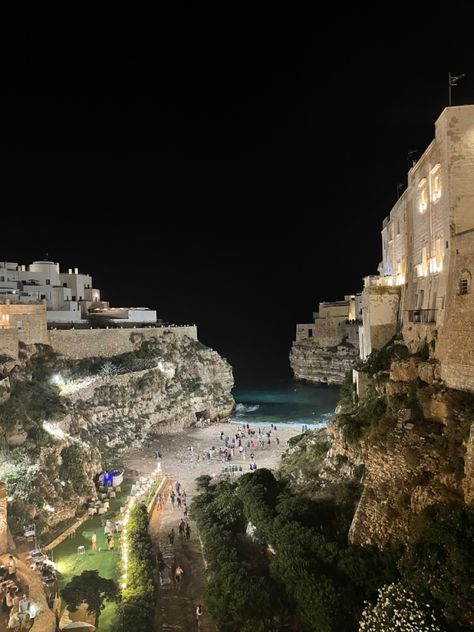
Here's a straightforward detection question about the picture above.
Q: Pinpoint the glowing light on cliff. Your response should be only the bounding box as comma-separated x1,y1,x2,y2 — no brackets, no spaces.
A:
157,361,175,379
50,374,65,387
42,421,67,439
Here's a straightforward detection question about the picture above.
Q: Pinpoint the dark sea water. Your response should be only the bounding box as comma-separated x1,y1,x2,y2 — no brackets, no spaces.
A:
231,380,340,428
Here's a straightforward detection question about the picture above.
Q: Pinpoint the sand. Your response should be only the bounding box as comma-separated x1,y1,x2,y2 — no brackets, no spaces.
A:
117,422,302,499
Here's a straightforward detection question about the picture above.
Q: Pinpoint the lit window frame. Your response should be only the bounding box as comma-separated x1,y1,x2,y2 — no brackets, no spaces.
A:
418,178,428,213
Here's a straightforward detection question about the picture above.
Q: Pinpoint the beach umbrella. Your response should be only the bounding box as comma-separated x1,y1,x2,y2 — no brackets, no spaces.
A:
62,623,96,630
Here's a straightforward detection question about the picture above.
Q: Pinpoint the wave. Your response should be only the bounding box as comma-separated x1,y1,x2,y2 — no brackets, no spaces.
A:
235,403,260,413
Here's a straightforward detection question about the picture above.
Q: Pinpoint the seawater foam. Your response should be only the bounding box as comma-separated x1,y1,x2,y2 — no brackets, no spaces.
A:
235,403,261,413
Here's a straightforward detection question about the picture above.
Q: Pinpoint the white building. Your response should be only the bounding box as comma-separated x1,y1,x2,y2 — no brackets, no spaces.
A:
0,260,158,325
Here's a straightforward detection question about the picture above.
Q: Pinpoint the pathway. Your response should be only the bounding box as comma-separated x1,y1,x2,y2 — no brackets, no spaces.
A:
150,488,214,632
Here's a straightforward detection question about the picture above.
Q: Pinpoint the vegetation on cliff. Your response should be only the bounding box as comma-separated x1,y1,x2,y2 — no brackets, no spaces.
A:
192,336,473,631
0,334,234,538
191,470,397,631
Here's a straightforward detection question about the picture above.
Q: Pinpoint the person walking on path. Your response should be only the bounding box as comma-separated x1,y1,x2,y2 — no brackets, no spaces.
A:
168,528,175,545
196,604,203,629
174,564,184,588
178,519,186,537
170,558,177,586
91,532,97,551
170,490,176,509
185,523,191,541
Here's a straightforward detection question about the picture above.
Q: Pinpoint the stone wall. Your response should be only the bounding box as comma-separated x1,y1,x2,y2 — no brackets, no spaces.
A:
48,325,198,359
437,229,474,392
360,288,400,359
0,303,49,358
0,330,19,359
312,318,346,348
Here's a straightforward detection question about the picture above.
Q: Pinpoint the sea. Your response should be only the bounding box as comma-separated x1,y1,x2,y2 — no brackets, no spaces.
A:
230,379,340,429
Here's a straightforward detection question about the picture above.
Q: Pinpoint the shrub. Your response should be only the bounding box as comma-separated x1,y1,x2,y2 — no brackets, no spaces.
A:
398,504,474,630
358,581,441,631
121,503,157,632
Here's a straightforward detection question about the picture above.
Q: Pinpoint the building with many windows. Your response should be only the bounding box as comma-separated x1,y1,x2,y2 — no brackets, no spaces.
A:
0,260,157,324
356,104,474,393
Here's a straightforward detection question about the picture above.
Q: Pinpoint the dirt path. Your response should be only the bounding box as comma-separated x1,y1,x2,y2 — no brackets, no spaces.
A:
150,490,215,632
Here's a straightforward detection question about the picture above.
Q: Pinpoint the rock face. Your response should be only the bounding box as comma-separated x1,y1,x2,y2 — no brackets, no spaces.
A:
0,333,234,536
65,336,234,451
288,342,474,548
290,339,359,385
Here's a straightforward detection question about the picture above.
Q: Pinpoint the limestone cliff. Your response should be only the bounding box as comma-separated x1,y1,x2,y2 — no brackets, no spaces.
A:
0,333,234,536
290,339,359,385
285,340,473,548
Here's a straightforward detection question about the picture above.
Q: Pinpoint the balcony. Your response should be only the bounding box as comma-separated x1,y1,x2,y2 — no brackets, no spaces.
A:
407,309,437,324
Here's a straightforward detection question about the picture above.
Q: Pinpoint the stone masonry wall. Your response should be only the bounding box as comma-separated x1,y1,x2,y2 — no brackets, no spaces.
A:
48,325,198,359
438,230,474,392
0,330,20,359
312,318,346,348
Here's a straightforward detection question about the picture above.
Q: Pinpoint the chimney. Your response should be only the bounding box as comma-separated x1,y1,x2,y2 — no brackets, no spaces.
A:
74,268,79,274
68,268,72,274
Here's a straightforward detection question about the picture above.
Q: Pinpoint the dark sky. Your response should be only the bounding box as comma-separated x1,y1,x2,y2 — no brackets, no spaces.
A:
1,7,473,385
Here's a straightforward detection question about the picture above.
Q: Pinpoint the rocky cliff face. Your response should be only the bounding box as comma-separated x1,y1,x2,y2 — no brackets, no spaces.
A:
330,355,472,547
286,341,473,548
290,339,359,385
0,333,234,536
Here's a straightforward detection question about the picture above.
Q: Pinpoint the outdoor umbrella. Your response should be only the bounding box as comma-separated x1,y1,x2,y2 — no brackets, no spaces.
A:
62,623,96,631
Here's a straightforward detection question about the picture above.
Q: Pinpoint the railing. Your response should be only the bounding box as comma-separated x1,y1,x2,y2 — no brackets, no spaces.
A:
406,309,437,324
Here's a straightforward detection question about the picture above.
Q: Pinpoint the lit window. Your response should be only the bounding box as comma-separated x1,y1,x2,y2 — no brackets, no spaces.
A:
418,178,428,213
431,165,442,202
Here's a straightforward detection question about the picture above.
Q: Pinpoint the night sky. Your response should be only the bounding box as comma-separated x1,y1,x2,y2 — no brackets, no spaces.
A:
1,7,473,385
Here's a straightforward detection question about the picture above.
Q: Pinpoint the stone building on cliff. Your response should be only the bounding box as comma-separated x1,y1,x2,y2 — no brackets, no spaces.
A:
0,260,198,361
290,295,361,385
355,104,474,395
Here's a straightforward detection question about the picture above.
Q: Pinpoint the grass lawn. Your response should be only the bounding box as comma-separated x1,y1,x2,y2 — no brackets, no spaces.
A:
52,479,133,632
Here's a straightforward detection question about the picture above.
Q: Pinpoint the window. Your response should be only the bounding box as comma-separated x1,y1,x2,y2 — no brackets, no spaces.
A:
418,178,427,213
63,283,67,287
16,320,23,331
308,329,313,338
459,269,471,295
40,294,46,299
431,165,442,202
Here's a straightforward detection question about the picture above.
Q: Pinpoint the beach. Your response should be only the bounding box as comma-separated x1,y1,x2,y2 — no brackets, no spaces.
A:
118,421,303,497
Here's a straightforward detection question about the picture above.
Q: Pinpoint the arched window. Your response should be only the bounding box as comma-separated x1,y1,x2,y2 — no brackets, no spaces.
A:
459,269,471,295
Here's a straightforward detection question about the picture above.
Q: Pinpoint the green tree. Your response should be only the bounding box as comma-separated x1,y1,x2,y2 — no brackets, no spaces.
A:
61,570,118,626
399,504,474,630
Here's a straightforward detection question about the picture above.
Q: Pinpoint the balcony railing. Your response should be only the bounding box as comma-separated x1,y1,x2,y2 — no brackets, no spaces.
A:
407,309,437,324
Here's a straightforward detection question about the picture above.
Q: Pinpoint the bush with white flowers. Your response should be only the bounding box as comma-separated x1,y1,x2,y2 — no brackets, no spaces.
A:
358,581,441,632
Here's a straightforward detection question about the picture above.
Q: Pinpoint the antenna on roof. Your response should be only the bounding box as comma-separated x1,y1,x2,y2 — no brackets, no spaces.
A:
448,72,465,106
